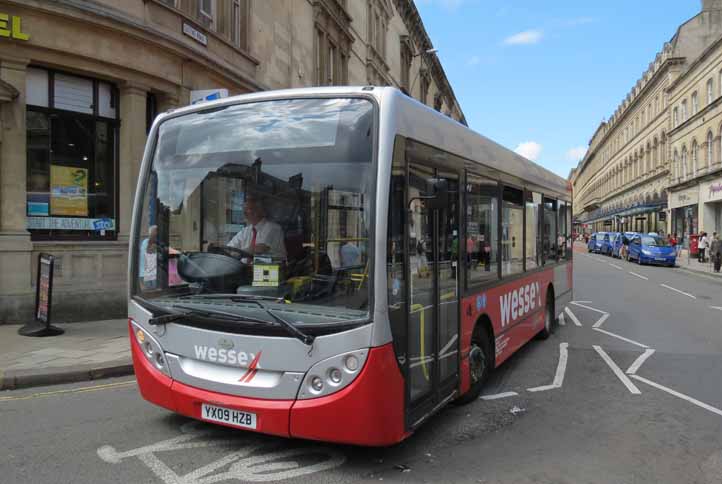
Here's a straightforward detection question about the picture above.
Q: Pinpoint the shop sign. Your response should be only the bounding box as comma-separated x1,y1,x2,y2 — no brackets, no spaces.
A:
27,217,116,231
190,88,229,105
183,22,207,46
702,177,722,202
0,13,29,41
669,186,699,209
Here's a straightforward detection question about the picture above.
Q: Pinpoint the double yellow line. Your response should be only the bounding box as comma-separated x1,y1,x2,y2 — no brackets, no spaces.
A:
0,380,136,402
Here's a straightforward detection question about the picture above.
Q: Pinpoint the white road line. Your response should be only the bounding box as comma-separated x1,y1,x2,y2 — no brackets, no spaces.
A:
564,307,583,327
629,271,649,280
528,342,568,392
710,306,722,311
558,312,565,326
593,327,649,349
571,300,593,304
593,313,610,329
660,283,696,299
609,263,623,270
630,374,722,418
569,301,607,314
593,345,641,395
480,391,518,401
626,349,656,375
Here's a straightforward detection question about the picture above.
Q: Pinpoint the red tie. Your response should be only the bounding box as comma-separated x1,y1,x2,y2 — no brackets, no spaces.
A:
251,227,257,253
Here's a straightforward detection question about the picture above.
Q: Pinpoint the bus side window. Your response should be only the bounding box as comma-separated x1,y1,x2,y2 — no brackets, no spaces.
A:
465,172,498,287
387,136,407,369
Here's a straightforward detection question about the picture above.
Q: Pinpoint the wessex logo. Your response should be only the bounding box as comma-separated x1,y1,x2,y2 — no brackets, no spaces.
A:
193,345,260,368
500,282,541,328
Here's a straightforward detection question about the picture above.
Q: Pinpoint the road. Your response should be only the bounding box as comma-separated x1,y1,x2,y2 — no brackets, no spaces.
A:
2,252,722,484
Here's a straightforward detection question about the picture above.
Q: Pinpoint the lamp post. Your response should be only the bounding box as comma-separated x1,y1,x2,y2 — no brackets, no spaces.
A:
409,48,438,98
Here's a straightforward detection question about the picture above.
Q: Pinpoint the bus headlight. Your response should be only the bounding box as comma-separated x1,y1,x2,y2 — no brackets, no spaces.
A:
131,320,170,377
298,349,368,399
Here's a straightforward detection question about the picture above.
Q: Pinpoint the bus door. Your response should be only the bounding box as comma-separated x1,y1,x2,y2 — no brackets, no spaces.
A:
406,163,460,429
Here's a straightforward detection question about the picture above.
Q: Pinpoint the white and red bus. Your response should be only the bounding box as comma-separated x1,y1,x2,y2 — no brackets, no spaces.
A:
129,87,572,446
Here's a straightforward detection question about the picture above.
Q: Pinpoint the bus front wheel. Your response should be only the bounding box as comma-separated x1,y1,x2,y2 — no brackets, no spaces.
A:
537,292,556,340
456,324,493,405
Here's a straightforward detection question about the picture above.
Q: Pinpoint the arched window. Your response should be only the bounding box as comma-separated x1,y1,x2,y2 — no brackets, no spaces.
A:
682,146,688,179
708,79,714,105
692,141,698,175
707,131,714,167
673,107,679,127
692,92,698,115
673,150,679,180
681,100,688,121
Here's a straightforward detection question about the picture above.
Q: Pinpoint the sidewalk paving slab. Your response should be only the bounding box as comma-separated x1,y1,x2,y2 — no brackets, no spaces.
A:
0,319,133,391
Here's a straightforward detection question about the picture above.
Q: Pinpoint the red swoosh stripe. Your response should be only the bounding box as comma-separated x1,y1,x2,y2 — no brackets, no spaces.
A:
239,351,262,383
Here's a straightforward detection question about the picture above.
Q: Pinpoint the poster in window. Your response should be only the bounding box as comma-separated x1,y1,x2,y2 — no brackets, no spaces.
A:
50,165,88,216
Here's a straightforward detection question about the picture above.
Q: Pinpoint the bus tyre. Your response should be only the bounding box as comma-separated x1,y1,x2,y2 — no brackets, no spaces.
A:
455,324,493,405
537,293,555,340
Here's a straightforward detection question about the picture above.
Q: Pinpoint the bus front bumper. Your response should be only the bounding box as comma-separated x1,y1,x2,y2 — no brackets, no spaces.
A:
130,322,407,446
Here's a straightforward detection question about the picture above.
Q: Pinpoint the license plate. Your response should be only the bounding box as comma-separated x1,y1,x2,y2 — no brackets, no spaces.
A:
201,403,257,429
655,258,666,261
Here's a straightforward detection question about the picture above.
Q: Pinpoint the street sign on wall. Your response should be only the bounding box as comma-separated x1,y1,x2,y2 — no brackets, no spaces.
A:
190,89,229,105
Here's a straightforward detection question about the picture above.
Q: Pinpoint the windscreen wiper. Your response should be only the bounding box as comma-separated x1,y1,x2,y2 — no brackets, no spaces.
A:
176,294,315,346
134,296,271,326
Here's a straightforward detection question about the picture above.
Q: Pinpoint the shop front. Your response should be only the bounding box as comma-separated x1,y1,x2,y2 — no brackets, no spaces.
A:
0,2,261,322
669,186,700,248
700,176,722,236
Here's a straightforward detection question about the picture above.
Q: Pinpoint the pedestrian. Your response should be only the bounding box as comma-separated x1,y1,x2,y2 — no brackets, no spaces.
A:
671,232,681,258
711,232,721,273
698,232,708,263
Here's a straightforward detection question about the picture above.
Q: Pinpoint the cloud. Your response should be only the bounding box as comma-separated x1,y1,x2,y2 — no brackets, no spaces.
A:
467,55,480,66
503,29,543,45
515,141,543,161
566,146,587,162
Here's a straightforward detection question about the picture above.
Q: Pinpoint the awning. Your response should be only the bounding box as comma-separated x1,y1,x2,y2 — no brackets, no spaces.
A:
579,202,667,224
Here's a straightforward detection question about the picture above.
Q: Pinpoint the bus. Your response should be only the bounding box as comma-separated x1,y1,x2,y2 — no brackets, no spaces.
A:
128,87,573,446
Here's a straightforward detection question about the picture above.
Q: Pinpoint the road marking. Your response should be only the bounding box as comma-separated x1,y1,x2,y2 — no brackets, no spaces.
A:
610,263,623,270
593,345,641,395
629,271,649,280
528,342,568,392
570,301,607,314
593,313,610,329
660,283,696,299
564,307,583,327
630,375,722,418
593,327,649,349
710,306,722,311
558,312,565,326
480,391,518,400
626,349,656,375
0,379,136,402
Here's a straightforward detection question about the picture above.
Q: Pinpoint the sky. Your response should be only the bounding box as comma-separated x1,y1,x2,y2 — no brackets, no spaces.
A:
414,0,701,178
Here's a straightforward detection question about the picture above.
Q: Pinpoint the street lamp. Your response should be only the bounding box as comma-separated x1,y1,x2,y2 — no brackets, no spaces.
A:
409,48,439,97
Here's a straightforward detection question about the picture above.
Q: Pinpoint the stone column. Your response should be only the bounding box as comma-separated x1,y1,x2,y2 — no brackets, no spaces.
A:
117,83,148,243
0,56,33,321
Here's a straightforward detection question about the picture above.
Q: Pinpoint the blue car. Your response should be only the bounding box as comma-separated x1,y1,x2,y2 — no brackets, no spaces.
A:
608,232,624,257
587,232,607,253
628,234,676,266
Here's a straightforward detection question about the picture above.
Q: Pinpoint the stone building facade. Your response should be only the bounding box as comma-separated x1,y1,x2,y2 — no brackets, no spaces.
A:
573,0,722,240
0,0,465,323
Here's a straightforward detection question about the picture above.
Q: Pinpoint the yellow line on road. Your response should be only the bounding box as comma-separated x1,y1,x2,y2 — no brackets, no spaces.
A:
0,379,136,402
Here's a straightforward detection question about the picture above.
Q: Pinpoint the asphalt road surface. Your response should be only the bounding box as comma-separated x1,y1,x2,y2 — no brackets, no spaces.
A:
2,253,722,484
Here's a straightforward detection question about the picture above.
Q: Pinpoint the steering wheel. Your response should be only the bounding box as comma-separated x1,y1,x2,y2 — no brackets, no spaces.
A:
207,244,253,261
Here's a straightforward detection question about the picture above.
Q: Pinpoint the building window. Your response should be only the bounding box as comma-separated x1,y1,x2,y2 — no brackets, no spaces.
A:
673,107,679,127
708,79,714,105
229,0,248,49
399,36,412,94
327,41,337,85
682,146,688,179
691,92,698,115
692,141,698,174
200,0,215,20
25,67,118,241
707,131,713,168
681,100,688,121
420,71,430,105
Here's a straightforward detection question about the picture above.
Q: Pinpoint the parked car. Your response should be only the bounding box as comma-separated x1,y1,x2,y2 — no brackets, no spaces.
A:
628,234,676,266
599,232,614,255
587,232,607,253
608,232,623,257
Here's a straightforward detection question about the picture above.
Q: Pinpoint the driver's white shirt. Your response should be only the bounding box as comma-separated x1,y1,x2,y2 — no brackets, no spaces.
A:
227,218,287,259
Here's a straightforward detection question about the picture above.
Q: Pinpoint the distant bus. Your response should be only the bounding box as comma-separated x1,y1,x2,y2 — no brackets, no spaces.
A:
128,87,573,446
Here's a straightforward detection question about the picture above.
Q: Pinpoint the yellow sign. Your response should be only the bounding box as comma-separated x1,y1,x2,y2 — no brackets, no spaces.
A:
50,165,88,216
0,14,29,41
253,264,280,287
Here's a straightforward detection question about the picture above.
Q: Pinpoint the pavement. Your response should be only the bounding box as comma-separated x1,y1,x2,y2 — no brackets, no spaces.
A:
0,319,131,390
676,248,722,278
2,253,722,483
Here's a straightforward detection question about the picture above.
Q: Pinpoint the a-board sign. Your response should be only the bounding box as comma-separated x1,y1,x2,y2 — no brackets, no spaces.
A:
18,253,64,336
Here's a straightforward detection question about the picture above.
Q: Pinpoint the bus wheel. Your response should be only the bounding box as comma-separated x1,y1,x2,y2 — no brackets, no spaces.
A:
537,293,555,340
455,324,492,405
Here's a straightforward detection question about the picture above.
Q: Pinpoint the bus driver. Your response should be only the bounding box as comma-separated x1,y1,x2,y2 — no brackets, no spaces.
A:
227,195,287,260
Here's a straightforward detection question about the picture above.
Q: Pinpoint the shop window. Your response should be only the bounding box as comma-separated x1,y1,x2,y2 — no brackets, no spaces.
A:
25,68,118,240
502,186,523,276
466,172,498,286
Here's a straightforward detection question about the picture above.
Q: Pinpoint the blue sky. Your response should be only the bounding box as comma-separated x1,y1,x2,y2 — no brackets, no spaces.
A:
415,0,701,178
